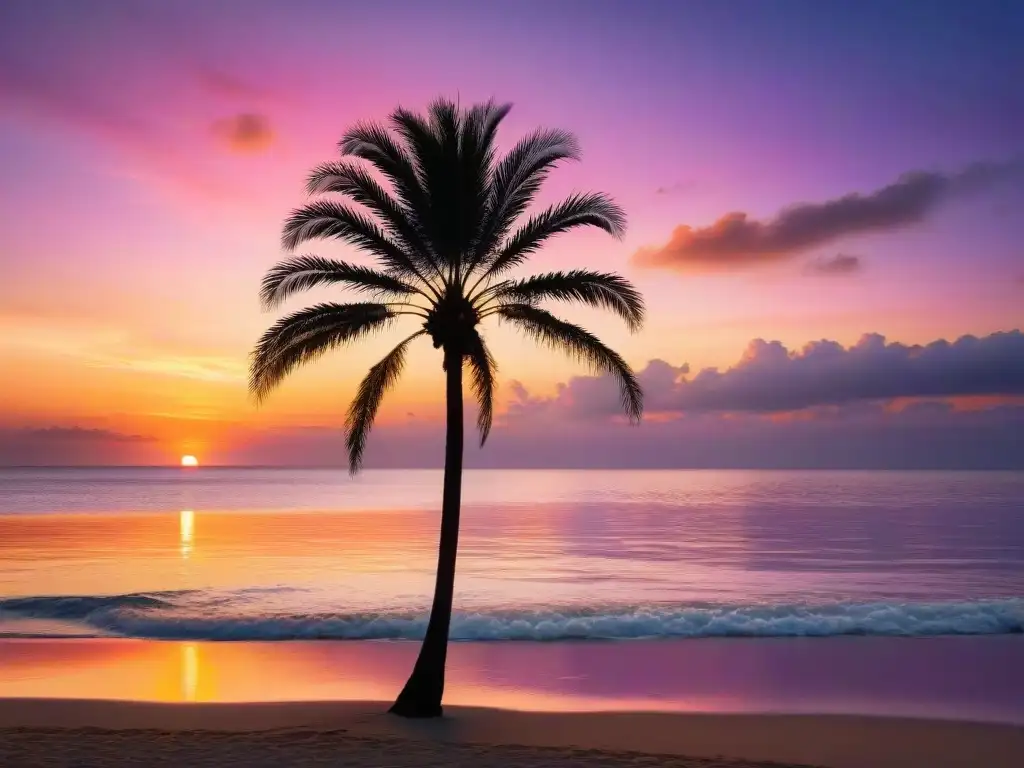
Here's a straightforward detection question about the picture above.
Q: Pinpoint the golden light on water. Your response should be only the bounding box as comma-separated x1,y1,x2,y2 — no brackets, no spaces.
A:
181,643,198,701
179,509,194,559
180,454,199,467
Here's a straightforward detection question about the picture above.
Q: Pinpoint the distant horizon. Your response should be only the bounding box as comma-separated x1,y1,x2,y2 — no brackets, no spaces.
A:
3,464,1022,472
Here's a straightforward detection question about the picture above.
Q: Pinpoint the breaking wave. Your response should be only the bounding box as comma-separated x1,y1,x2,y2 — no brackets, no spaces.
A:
1,592,1022,641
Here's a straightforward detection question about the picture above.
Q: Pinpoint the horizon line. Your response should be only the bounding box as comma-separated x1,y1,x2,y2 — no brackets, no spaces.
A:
0,465,1021,472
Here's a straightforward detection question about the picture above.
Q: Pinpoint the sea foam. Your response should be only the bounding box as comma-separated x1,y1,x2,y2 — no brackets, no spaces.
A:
1,592,1021,641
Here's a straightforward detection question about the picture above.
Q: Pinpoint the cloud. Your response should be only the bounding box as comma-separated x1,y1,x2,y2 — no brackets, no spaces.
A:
92,353,247,383
0,53,155,153
6,403,1024,469
211,112,275,153
0,426,162,465
213,401,1024,470
0,312,246,383
521,330,1024,417
0,53,232,197
805,253,862,276
634,161,1024,271
655,181,698,196
0,4,284,197
25,427,155,443
194,67,275,101
6,329,1024,468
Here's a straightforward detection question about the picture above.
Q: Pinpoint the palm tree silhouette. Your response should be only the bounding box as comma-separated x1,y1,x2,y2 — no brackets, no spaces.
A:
250,98,644,717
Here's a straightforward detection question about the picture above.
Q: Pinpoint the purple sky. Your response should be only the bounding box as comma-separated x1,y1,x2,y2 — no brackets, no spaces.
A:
1,0,1022,467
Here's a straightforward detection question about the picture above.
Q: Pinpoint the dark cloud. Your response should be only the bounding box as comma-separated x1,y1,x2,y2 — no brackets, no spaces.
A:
526,330,1024,417
634,161,1024,271
220,402,1024,470
6,375,1024,470
0,427,160,466
8,406,1021,470
221,329,1024,470
805,253,862,276
211,112,274,152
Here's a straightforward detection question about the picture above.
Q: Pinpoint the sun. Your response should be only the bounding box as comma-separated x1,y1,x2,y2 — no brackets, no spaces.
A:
180,455,199,468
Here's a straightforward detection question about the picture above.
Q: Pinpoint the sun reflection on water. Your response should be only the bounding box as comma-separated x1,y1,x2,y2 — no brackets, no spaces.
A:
181,643,198,701
179,509,194,559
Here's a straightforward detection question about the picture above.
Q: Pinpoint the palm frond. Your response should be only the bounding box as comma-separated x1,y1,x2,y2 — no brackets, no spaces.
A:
345,330,425,473
390,103,456,266
497,304,642,422
260,255,422,309
490,270,645,332
429,98,468,268
398,97,491,268
456,101,512,267
390,105,442,180
481,193,626,281
281,200,434,288
250,302,393,402
464,329,497,445
428,97,460,146
305,161,439,277
467,100,512,156
467,128,580,276
339,121,427,214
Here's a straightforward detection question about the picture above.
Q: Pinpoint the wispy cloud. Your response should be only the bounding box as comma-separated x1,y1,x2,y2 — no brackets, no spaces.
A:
24,426,155,443
0,4,286,198
93,354,246,383
0,314,245,384
655,180,698,196
805,253,862,276
634,161,1024,271
194,66,279,102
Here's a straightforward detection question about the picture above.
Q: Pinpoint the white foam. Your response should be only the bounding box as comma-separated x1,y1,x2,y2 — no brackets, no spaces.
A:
3,594,1020,640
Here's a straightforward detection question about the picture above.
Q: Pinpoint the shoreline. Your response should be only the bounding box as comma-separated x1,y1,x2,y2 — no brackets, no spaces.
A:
2,699,1023,768
4,636,1023,726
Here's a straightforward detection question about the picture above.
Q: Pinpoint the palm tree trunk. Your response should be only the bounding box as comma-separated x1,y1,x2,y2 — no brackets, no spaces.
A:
389,346,464,718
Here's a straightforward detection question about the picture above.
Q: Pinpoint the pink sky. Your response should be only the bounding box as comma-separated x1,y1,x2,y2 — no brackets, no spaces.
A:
1,0,1022,467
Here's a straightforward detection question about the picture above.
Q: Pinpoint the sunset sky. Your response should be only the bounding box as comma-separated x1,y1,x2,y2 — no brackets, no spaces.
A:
1,0,1022,467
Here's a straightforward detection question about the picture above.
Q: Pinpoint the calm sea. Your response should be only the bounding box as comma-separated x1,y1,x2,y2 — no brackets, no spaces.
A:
1,468,1022,641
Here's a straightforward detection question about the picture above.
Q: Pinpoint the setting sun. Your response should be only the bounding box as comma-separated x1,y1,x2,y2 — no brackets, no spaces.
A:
180,455,199,468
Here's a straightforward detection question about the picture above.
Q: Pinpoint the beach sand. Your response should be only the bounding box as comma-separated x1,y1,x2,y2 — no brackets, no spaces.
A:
2,699,1023,768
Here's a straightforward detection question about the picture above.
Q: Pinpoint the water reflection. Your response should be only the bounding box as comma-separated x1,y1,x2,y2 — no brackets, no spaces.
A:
182,643,198,701
0,638,1022,724
2,471,1022,614
179,510,194,559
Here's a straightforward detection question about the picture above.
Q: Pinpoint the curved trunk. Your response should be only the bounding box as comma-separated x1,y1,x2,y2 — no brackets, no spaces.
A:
389,346,464,718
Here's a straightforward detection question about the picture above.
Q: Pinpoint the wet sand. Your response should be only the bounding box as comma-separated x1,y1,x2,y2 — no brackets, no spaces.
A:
2,699,1023,768
4,636,1024,724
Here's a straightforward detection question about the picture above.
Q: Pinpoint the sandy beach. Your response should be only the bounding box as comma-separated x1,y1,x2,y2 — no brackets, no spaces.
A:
1,699,1023,768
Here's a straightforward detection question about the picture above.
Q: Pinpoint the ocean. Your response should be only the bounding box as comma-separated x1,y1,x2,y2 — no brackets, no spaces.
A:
1,468,1021,640
1,468,1022,720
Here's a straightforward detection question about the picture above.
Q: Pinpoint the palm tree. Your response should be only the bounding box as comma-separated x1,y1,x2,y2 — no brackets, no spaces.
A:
250,98,644,718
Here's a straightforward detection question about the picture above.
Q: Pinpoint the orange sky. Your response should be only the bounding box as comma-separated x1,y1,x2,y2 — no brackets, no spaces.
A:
2,1,1022,467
